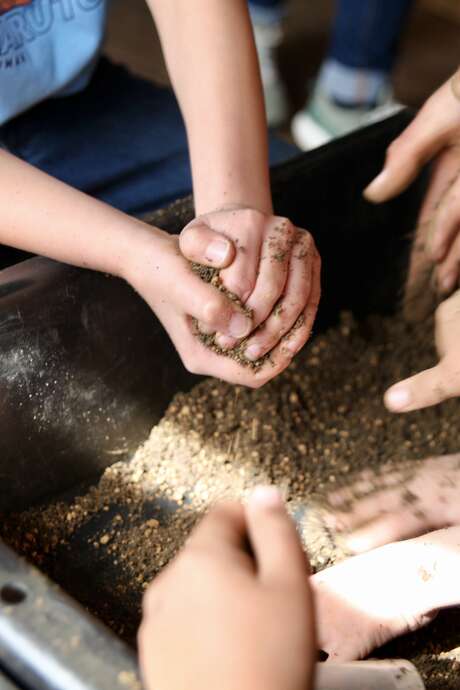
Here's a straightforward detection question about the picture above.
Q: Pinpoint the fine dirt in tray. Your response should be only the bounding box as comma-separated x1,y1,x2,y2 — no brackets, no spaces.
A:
3,311,460,689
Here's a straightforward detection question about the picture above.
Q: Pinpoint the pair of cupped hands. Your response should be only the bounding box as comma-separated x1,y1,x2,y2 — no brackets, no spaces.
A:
134,68,460,408
131,206,321,388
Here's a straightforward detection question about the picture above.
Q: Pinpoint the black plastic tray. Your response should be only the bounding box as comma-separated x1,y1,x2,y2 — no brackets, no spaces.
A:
0,111,426,689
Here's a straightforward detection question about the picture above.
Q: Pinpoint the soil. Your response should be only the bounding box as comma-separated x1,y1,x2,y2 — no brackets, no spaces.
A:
3,311,460,689
191,230,307,369
190,263,268,370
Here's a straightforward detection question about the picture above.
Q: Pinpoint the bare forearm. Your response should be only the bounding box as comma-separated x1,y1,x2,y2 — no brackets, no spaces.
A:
148,0,272,215
0,150,153,277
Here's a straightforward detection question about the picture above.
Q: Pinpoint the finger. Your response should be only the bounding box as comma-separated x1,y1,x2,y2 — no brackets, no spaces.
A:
218,209,263,302
246,486,310,584
180,223,235,268
436,232,460,296
426,151,460,261
403,149,460,321
215,220,296,352
276,250,321,358
249,269,320,388
332,466,404,501
244,217,295,328
188,501,247,554
176,318,277,387
177,252,317,390
325,486,406,533
252,273,319,386
384,363,455,412
364,79,460,203
405,151,460,312
172,266,252,338
244,232,315,361
344,510,435,554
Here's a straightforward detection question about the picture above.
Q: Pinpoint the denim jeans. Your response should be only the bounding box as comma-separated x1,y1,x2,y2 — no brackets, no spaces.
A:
249,0,414,72
0,59,297,216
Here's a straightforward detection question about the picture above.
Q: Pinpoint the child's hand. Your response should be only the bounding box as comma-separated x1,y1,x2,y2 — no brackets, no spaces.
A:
313,526,460,662
124,225,311,387
364,71,460,205
180,207,321,361
138,488,315,690
384,289,460,412
311,456,460,661
325,453,460,553
364,71,460,302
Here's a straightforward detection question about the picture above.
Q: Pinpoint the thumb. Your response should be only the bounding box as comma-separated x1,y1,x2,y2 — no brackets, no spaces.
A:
245,486,310,585
180,221,236,269
384,363,454,412
364,79,460,204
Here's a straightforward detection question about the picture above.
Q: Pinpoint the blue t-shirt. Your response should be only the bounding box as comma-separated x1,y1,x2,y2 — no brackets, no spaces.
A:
0,0,108,125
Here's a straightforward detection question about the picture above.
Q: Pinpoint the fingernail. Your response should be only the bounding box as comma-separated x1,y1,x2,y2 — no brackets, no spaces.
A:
385,386,411,411
245,344,262,361
440,271,457,295
283,339,299,355
364,170,389,201
229,313,252,338
205,239,230,264
250,485,283,508
216,333,236,350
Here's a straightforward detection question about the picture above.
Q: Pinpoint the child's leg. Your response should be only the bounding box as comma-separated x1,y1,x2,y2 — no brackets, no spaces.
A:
1,59,296,216
324,0,414,107
248,0,284,24
292,0,414,150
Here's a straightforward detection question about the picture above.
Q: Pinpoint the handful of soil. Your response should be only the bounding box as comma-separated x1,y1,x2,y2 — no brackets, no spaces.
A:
191,262,264,369
191,262,303,370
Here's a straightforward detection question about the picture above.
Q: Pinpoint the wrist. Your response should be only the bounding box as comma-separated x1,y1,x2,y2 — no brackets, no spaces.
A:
196,199,273,218
193,180,273,217
117,219,165,287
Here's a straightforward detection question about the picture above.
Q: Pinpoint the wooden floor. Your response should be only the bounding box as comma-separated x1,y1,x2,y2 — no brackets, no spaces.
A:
104,1,460,115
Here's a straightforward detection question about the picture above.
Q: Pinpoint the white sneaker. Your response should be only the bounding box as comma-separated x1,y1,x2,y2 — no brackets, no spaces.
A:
252,19,289,127
292,83,404,151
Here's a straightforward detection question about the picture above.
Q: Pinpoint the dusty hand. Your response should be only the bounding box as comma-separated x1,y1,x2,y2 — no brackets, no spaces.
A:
313,525,460,662
365,72,460,299
180,207,321,364
385,289,460,411
138,488,315,690
311,457,460,661
125,224,303,387
326,453,460,551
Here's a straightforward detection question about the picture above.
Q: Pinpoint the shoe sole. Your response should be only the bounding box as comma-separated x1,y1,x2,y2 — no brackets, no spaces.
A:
291,112,332,151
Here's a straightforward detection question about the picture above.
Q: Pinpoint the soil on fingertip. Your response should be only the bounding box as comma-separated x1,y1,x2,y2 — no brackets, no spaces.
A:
3,311,460,689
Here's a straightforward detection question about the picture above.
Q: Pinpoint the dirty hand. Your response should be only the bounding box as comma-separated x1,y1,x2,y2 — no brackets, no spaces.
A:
325,453,460,552
138,487,315,690
385,289,460,412
312,525,460,662
364,71,460,298
310,457,460,661
180,207,321,364
125,224,306,387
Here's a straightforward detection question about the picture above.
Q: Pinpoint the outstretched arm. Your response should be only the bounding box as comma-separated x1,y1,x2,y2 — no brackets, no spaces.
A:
147,0,272,215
